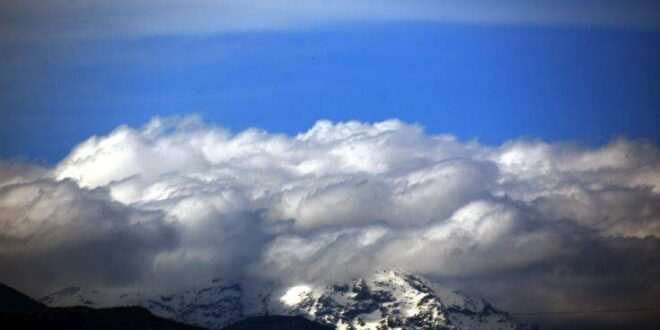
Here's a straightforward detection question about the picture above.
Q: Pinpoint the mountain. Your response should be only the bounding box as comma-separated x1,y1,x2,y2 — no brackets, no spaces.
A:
277,270,529,330
223,316,334,330
42,271,532,330
0,282,202,329
41,279,270,330
0,282,45,313
0,306,205,330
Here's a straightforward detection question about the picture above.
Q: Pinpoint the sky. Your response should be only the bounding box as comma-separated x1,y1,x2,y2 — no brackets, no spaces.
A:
1,1,660,329
1,0,659,163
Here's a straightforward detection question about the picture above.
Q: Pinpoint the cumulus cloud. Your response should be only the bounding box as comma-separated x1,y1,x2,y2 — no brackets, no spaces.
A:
0,161,179,296
2,116,660,316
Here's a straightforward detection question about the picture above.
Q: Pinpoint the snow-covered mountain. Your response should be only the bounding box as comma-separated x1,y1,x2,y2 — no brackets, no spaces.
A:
41,271,531,330
276,270,528,330
41,278,271,330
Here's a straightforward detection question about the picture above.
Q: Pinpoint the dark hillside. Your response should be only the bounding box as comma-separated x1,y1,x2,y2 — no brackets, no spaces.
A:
223,315,334,330
0,283,45,313
0,282,203,329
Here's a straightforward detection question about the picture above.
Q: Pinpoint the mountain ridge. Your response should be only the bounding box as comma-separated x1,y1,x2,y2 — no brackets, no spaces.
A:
41,270,533,330
0,282,46,313
0,282,203,329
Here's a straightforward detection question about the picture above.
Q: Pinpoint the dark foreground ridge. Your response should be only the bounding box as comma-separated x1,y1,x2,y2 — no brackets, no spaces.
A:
223,315,334,330
0,306,207,330
1,282,335,330
0,283,46,313
0,282,202,329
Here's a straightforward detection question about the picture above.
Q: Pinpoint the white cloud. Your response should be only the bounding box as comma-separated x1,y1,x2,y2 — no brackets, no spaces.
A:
2,116,660,313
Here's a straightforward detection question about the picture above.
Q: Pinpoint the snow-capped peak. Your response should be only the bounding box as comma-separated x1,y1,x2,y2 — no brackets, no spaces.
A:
41,271,531,330
41,279,271,329
280,270,527,330
281,285,314,306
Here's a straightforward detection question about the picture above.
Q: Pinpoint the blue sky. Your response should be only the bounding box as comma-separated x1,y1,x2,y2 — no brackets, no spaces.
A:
1,1,659,163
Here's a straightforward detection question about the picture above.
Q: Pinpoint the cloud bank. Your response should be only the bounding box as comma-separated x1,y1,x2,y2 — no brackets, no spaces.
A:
2,0,659,41
2,116,660,318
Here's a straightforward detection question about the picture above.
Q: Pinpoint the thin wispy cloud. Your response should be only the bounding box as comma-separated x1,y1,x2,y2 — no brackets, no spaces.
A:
2,0,659,41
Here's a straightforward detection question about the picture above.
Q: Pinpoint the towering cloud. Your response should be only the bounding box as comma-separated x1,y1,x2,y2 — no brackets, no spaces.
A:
1,116,659,317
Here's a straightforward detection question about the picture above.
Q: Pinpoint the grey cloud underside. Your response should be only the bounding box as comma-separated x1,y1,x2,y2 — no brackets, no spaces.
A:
0,174,179,296
1,116,660,316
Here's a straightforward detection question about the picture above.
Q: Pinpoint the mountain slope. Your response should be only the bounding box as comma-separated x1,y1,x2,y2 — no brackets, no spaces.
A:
223,316,334,330
41,279,270,330
41,271,531,330
0,306,205,330
278,270,527,330
0,282,203,329
0,282,45,313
